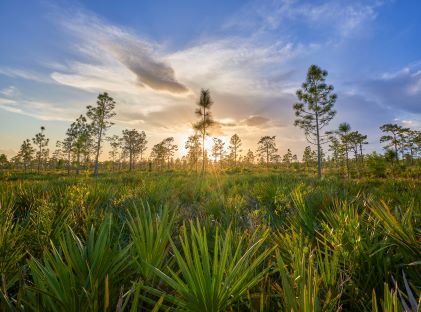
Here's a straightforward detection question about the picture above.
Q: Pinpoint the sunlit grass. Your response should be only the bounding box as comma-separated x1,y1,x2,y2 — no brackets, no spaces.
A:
0,170,419,310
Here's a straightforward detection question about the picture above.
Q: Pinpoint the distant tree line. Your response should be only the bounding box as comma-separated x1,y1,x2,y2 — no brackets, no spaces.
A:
1,66,420,178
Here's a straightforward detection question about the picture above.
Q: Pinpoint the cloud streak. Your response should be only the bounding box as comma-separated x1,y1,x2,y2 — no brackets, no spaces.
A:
2,0,417,159
225,0,384,38
52,11,188,95
360,67,421,114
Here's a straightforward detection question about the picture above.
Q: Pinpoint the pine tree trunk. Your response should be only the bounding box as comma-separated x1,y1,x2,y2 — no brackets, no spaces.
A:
38,146,41,174
315,112,321,179
93,128,102,176
67,150,71,175
202,134,205,173
266,146,269,168
76,152,80,175
345,146,350,179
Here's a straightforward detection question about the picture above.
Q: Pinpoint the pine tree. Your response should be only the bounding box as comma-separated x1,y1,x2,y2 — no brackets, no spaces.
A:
257,136,278,167
87,92,116,176
32,126,49,173
193,89,215,173
18,139,35,172
294,65,337,178
229,134,242,166
185,134,202,172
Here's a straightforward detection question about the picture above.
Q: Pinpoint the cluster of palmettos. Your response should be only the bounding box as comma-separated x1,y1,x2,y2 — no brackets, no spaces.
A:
2,65,420,177
0,171,420,311
0,65,420,311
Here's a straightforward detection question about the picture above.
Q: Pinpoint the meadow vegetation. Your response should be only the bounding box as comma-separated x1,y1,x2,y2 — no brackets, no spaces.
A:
0,169,420,311
0,65,420,311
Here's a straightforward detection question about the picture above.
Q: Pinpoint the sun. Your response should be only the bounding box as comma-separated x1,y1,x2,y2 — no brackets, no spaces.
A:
204,136,229,157
176,131,229,158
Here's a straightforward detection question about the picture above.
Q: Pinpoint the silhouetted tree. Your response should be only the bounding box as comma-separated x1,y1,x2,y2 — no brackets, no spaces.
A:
0,154,8,170
161,137,178,168
151,143,165,169
67,115,91,174
337,122,351,178
380,123,403,161
138,131,148,162
229,134,242,166
87,92,116,176
257,136,278,167
32,126,49,173
18,139,35,172
326,133,342,167
414,131,421,159
193,89,215,173
107,135,121,171
121,129,147,171
294,65,337,178
150,137,178,170
185,134,202,172
348,131,368,164
58,134,74,175
211,137,225,163
407,130,421,161
302,146,316,170
282,149,293,167
244,149,255,165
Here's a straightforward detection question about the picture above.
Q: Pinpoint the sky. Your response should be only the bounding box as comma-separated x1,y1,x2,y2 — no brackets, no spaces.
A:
1,0,421,159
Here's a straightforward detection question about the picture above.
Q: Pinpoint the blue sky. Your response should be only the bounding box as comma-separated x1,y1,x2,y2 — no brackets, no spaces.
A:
1,0,420,158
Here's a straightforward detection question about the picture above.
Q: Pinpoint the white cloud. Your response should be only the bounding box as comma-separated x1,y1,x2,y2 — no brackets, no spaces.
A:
0,1,403,158
361,66,421,114
0,68,51,83
0,97,77,121
51,11,188,94
0,86,19,97
225,0,383,38
168,39,303,97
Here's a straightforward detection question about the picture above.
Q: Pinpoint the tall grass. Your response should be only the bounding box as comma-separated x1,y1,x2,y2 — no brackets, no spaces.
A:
0,171,419,310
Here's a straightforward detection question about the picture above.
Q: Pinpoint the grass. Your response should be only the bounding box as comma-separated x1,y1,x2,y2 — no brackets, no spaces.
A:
0,170,419,311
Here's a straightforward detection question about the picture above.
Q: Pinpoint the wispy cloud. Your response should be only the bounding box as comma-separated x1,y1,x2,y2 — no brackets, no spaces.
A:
38,5,305,137
225,0,384,38
360,66,421,114
0,0,410,157
0,67,51,83
0,86,19,97
51,11,188,94
0,97,77,121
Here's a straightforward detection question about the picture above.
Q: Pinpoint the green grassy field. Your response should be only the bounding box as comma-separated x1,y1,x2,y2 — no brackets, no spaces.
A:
0,170,420,311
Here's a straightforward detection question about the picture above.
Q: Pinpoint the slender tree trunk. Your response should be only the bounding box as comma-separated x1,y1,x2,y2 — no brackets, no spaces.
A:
410,149,414,165
67,150,71,175
202,107,206,174
266,146,269,168
129,151,133,171
38,146,41,174
400,143,405,161
76,151,80,175
315,112,321,179
140,152,143,170
345,146,350,179
93,128,102,176
393,136,398,162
